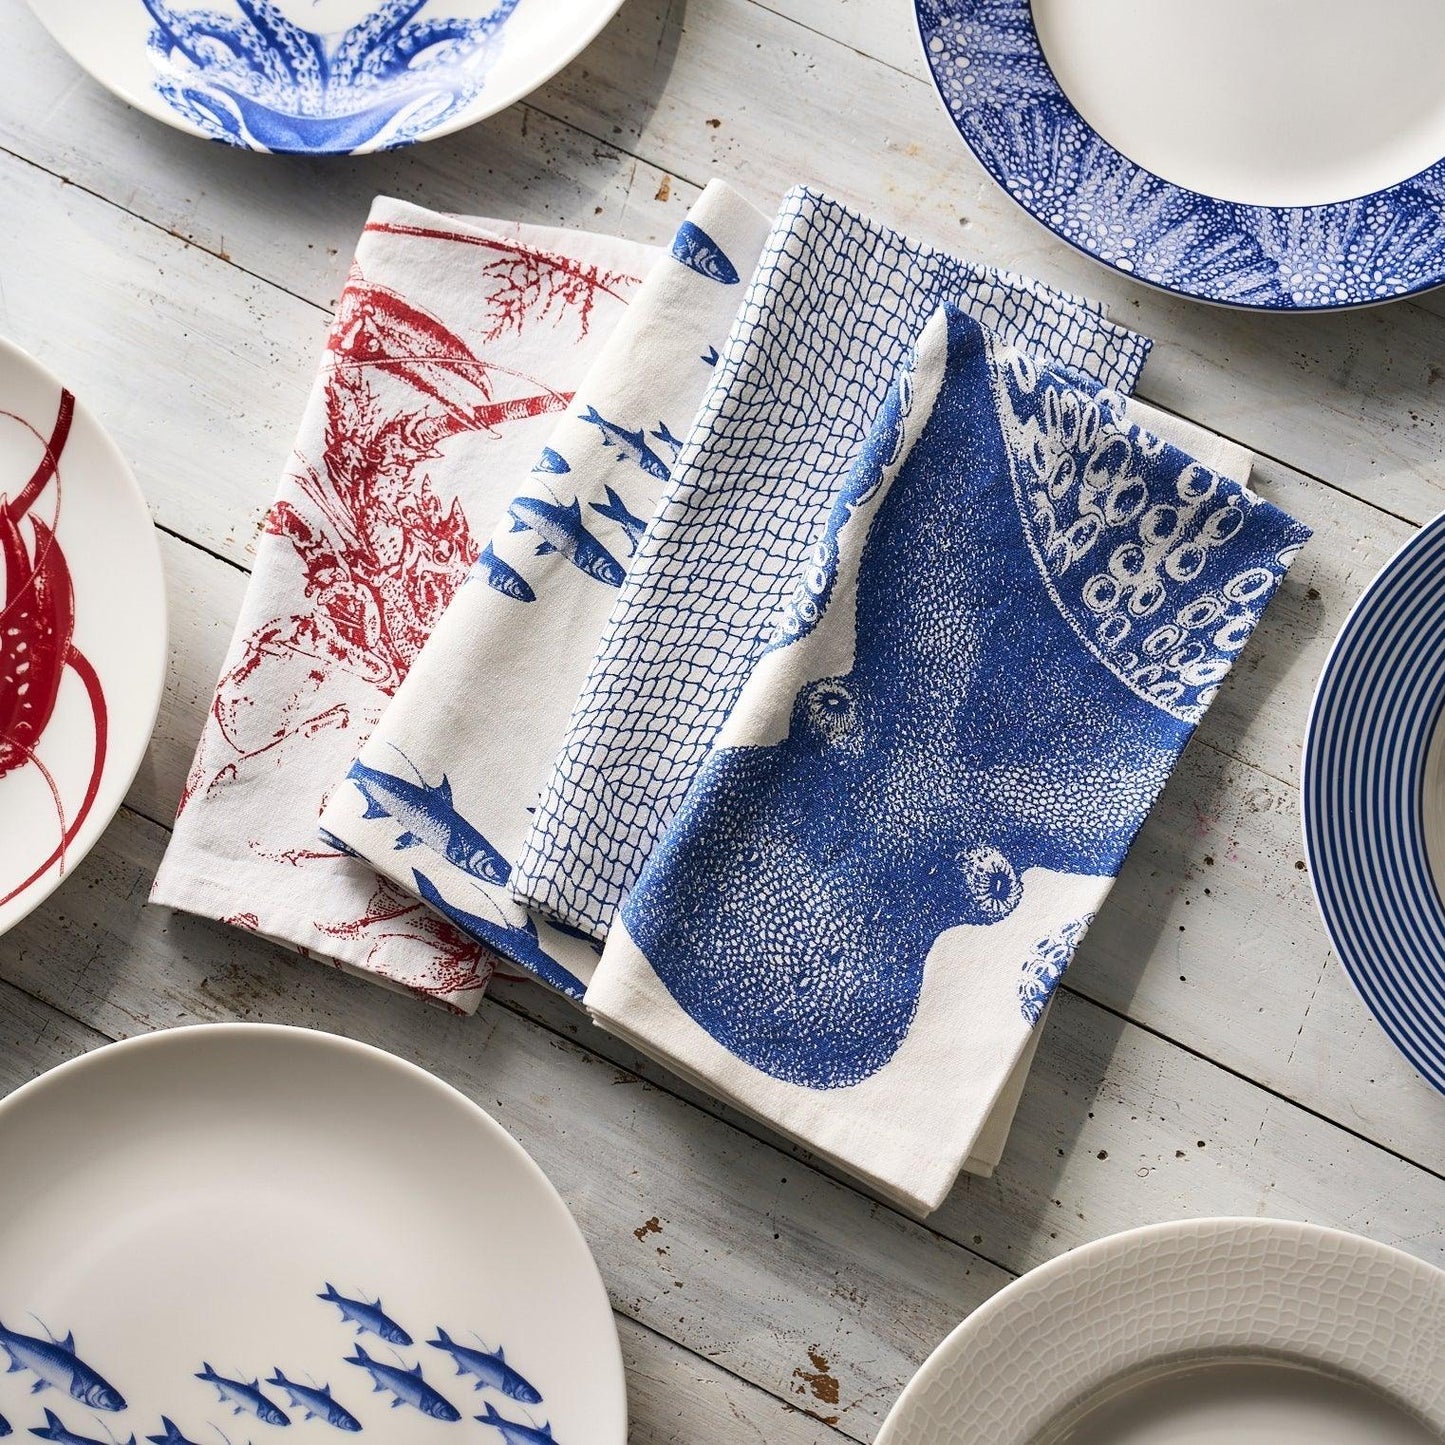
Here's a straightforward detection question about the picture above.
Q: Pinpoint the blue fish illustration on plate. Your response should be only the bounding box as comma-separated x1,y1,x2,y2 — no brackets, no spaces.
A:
475,543,536,604
0,1322,125,1411
266,1373,361,1433
343,1347,458,1421
532,447,570,475
194,1365,289,1426
29,1409,135,1445
670,221,740,285
577,408,671,482
318,1285,412,1346
589,487,648,556
476,1403,554,1443
144,1420,203,1445
428,1331,541,1404
346,760,510,886
508,496,625,587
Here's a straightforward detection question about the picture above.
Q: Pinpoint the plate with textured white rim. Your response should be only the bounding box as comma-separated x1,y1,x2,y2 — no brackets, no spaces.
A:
0,336,166,939
915,0,1445,310
22,0,626,155
0,1024,626,1445
1302,513,1445,1098
875,1218,1445,1445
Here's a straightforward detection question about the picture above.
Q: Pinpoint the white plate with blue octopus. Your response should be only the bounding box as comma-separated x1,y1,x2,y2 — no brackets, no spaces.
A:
0,1024,625,1445
917,0,1445,309
21,0,624,154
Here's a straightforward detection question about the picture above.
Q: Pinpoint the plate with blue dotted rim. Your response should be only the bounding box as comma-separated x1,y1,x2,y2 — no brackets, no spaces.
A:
0,1024,626,1445
915,0,1445,310
21,0,624,154
1302,513,1445,1097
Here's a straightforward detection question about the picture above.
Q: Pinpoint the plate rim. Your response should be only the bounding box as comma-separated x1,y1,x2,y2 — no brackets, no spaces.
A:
911,0,1445,313
0,333,168,939
875,1214,1445,1444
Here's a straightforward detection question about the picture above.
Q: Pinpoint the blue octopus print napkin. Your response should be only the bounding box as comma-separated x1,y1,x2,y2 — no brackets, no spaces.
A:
585,304,1309,1215
509,186,1156,943
316,182,773,1001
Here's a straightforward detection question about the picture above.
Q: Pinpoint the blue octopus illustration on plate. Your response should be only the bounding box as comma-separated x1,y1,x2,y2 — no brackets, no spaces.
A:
139,0,521,154
622,307,1308,1089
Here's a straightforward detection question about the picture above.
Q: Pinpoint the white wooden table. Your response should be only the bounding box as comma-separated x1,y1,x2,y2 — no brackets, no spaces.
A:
3,2,1444,1440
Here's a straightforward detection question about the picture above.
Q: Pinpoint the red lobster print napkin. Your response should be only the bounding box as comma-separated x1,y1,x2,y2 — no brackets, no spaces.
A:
151,197,655,1010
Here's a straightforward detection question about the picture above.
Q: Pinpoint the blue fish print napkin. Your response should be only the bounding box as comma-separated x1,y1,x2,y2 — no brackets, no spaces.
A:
510,187,1155,943
318,182,772,1000
585,304,1309,1215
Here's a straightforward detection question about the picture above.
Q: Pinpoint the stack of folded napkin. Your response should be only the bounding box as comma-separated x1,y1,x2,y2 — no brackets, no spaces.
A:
155,181,1307,1212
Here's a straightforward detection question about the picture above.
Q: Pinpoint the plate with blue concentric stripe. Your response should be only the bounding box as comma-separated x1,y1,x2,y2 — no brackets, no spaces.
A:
1303,513,1445,1095
916,0,1445,310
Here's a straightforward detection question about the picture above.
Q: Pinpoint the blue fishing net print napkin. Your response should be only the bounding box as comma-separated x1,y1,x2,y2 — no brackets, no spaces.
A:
584,303,1310,1216
509,186,1155,944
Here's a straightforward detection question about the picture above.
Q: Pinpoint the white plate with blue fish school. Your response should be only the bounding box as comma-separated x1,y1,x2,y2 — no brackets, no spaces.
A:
22,0,625,155
0,1024,625,1445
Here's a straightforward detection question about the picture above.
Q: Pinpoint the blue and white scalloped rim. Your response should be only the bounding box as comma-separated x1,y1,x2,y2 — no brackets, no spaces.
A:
914,0,1445,310
1302,512,1445,1096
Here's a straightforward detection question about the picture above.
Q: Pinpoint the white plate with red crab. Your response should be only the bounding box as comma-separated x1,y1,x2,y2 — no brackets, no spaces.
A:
0,336,166,936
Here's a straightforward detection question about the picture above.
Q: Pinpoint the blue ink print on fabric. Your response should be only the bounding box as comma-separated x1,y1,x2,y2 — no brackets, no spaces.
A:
266,1373,362,1432
139,0,521,154
343,1347,459,1421
533,447,570,475
195,1366,289,1426
320,827,360,857
577,408,671,482
476,542,536,604
1018,915,1094,1026
0,1413,11,1437
670,221,741,285
589,487,648,556
318,1285,412,1346
622,308,1309,1089
475,1404,554,1444
145,1421,204,1445
508,496,625,587
428,1331,541,1404
701,346,719,368
412,871,585,1000
29,1410,135,1445
346,758,510,886
0,1322,125,1411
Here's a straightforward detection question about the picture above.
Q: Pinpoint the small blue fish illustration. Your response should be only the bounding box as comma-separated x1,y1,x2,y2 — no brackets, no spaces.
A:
194,1366,289,1427
532,447,570,475
318,1285,412,1347
428,1331,541,1404
145,1419,203,1445
507,496,625,588
29,1410,135,1445
343,1347,458,1422
701,346,720,367
265,1373,361,1433
475,1404,554,1443
0,1412,11,1437
475,543,536,604
588,486,648,556
651,421,687,460
577,408,671,482
0,1322,125,1411
670,221,740,284
344,763,510,886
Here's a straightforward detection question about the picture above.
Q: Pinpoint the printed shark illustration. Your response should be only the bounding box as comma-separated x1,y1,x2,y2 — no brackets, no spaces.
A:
265,1373,361,1432
29,1409,135,1445
411,872,584,1000
427,1331,541,1404
475,542,536,604
345,762,510,886
577,407,671,481
507,496,624,587
588,486,648,556
145,1420,204,1445
670,220,740,285
318,1285,412,1347
475,1404,554,1444
343,1347,458,1421
532,447,570,475
0,1322,126,1411
194,1366,289,1427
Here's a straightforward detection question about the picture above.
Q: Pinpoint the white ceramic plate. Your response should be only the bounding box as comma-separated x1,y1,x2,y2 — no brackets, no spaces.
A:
0,1024,627,1445
0,336,166,938
23,0,626,155
876,1218,1445,1445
